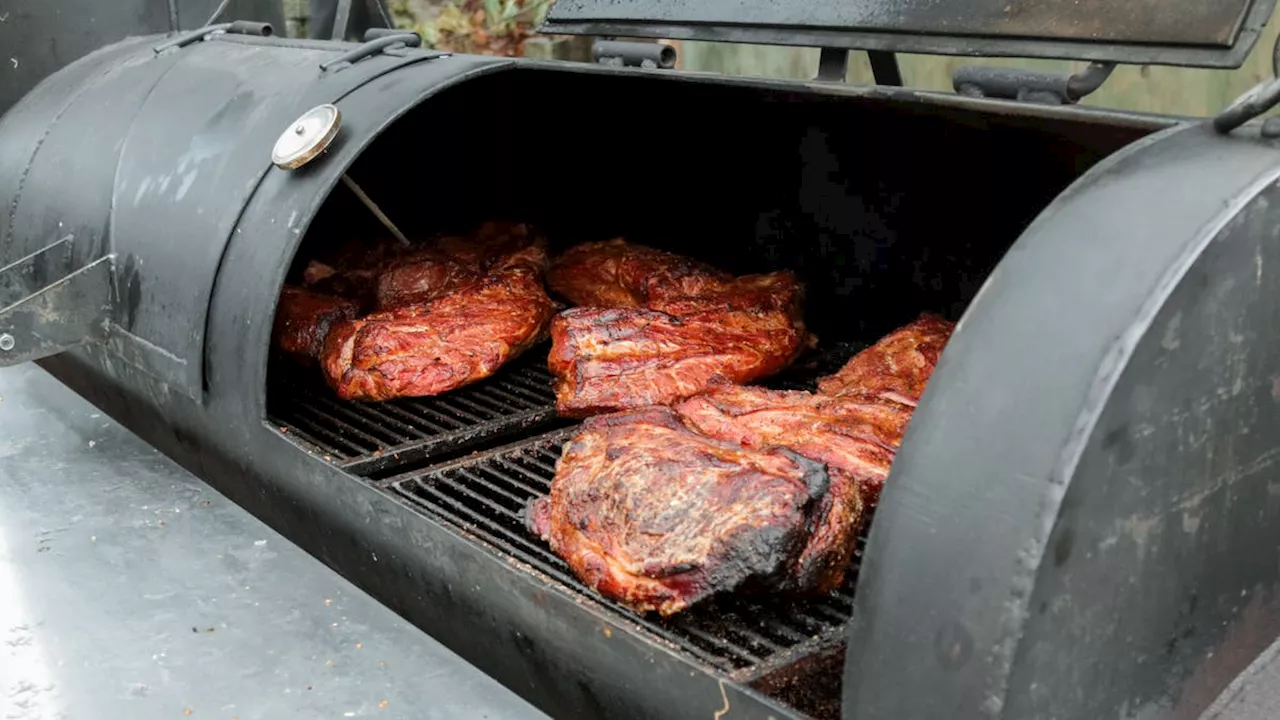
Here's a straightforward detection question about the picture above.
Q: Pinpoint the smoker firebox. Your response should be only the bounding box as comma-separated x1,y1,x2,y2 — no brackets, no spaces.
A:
5,16,1280,720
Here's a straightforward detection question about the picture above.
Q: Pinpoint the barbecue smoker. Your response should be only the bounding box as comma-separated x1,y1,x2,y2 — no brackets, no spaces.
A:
3,0,1280,718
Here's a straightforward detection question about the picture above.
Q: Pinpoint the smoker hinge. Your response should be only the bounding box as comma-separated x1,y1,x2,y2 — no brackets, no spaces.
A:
952,62,1115,105
153,20,275,54
593,40,677,70
0,236,114,367
319,30,433,72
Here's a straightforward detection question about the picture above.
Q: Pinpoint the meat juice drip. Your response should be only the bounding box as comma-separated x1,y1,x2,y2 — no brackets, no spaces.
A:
545,238,816,416
269,222,556,402
530,314,956,617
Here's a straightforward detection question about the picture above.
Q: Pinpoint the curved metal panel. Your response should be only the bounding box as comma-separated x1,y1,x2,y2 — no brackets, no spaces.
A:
1006,155,1280,720
1,33,447,396
3,44,184,294
0,36,162,268
0,0,285,118
842,124,1280,719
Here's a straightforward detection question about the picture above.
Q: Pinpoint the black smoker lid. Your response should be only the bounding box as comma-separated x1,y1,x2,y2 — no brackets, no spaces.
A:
541,0,1277,68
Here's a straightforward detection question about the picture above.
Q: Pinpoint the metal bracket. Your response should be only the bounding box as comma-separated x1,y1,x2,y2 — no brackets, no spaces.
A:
815,48,848,82
814,48,902,86
953,62,1115,105
153,20,274,54
868,51,903,86
593,41,677,69
319,32,425,72
0,251,114,367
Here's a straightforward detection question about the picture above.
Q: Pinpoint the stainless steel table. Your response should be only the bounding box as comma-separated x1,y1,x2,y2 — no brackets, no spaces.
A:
0,363,549,720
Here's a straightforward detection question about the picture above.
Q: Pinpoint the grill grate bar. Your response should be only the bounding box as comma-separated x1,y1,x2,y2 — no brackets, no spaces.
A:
311,395,415,445
447,468,528,517
498,381,554,405
405,481,561,564
522,453,560,476
504,368,557,394
268,350,562,475
455,468,533,509
373,402,452,433
432,396,492,423
282,406,375,457
478,384,544,409
398,398,471,430
491,457,558,495
276,421,350,459
670,623,768,665
303,407,391,449
485,382,545,409
317,395,422,440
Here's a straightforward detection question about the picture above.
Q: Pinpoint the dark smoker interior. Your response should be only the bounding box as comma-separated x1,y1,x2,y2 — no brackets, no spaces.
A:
266,67,1158,719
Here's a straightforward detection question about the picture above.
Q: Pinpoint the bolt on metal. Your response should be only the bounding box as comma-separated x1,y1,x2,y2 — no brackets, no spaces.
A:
0,333,15,352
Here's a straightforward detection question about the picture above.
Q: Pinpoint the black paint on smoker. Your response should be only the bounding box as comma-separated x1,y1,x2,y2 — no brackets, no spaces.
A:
0,0,285,117
3,25,1280,720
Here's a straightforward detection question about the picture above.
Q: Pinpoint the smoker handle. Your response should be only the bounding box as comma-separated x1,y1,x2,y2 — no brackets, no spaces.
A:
1214,78,1280,135
953,62,1113,104
363,27,419,42
319,32,424,71
153,20,274,53
593,41,677,69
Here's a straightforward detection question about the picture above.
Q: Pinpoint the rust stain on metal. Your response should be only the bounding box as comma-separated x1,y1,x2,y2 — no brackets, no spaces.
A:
1100,446,1280,552
1173,585,1280,720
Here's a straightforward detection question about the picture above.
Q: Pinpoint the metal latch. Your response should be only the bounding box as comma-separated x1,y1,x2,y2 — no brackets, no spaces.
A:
593,41,677,70
952,62,1115,105
0,236,114,367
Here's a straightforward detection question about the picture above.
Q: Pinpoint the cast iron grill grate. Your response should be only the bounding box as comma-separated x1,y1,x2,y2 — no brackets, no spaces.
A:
267,340,866,478
382,429,859,681
266,350,563,476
